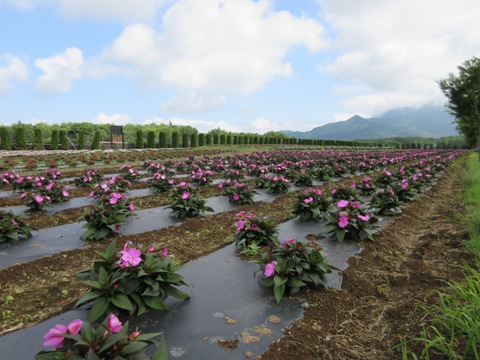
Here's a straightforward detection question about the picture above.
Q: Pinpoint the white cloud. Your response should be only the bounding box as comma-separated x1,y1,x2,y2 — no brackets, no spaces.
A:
92,112,132,125
0,0,40,9
57,0,168,22
34,47,83,97
0,54,28,95
90,0,327,111
318,0,480,116
144,116,240,133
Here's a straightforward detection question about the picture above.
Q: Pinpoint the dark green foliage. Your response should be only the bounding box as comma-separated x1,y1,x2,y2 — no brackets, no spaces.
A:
172,131,179,147
182,133,189,148
206,133,212,145
77,130,85,150
33,128,43,150
136,130,144,149
91,130,101,150
14,126,27,150
0,127,11,150
213,134,219,145
438,57,480,148
190,133,197,147
159,131,167,148
59,130,68,150
50,130,59,150
198,133,206,146
147,130,155,148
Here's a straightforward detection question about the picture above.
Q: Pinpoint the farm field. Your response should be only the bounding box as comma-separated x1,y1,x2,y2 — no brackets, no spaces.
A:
0,146,472,359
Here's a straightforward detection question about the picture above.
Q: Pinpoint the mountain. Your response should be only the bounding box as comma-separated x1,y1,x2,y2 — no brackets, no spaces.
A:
282,105,458,140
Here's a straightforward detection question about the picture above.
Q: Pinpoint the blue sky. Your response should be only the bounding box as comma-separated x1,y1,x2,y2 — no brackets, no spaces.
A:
1,0,479,133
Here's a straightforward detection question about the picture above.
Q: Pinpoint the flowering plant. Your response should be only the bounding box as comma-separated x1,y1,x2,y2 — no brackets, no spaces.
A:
0,170,19,188
330,184,361,202
368,188,403,216
119,164,140,182
222,169,246,181
89,176,132,200
76,240,189,322
166,182,213,218
81,193,135,241
291,188,332,221
254,239,334,303
0,210,33,243
289,170,314,187
222,180,257,205
147,172,175,193
323,200,379,242
41,181,70,203
356,177,376,196
21,191,51,211
392,179,418,202
74,168,102,187
189,168,213,186
256,175,290,194
35,314,167,360
234,212,278,250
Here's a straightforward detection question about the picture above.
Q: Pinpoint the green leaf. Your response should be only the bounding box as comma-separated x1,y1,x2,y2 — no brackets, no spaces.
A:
98,333,126,353
335,228,346,242
121,341,149,355
75,290,102,307
274,284,285,304
143,296,169,310
274,275,288,287
164,285,190,301
86,348,101,360
89,296,110,322
110,294,134,311
152,334,168,360
34,351,66,360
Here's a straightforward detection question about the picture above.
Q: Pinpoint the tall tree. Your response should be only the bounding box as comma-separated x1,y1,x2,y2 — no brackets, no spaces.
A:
50,130,59,150
438,57,480,149
91,131,101,150
0,127,12,150
14,127,27,150
59,130,68,150
159,131,167,148
33,128,43,150
77,130,86,150
147,131,155,148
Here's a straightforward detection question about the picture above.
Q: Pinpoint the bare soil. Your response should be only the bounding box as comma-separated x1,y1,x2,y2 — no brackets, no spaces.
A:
0,158,472,360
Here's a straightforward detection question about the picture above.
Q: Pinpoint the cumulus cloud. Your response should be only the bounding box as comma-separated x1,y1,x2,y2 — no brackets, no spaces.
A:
91,0,327,111
34,47,83,97
57,0,168,22
92,112,132,125
0,54,28,95
318,0,480,116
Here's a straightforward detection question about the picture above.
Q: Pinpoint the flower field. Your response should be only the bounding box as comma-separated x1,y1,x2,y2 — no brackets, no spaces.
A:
0,146,472,359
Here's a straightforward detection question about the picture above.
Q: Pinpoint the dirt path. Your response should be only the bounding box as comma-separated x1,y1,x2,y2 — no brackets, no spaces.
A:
258,159,471,359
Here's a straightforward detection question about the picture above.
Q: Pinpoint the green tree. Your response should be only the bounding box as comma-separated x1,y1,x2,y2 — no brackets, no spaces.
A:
199,133,206,146
50,130,59,150
438,57,480,149
136,130,144,149
159,131,167,148
190,133,198,148
172,131,179,147
182,133,189,148
0,127,12,150
33,128,43,150
206,133,212,145
77,130,86,150
59,130,68,150
14,126,27,150
91,131,101,150
147,131,156,148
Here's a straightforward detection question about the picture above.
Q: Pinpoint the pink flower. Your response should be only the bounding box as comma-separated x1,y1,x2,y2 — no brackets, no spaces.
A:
218,183,223,189
358,214,370,221
118,248,142,267
181,192,190,200
110,197,118,205
128,203,135,211
43,324,67,349
304,197,313,204
235,211,245,218
162,247,168,257
331,188,337,195
89,191,94,197
168,179,174,185
107,314,122,334
67,319,82,335
281,238,296,246
148,246,155,252
35,195,44,203
236,220,245,232
336,200,349,208
233,194,240,201
11,219,18,227
338,214,349,228
251,224,258,231
350,202,360,208
264,261,277,277
62,190,69,197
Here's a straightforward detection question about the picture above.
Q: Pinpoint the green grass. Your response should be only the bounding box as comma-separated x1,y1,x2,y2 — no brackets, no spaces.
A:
400,151,480,360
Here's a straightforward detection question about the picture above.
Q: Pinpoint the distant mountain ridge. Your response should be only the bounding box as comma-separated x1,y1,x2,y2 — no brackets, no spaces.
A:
282,105,458,140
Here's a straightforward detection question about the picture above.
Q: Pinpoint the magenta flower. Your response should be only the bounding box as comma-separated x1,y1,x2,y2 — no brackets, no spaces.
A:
35,195,44,203
107,313,122,334
251,223,258,231
358,214,370,221
118,248,142,267
336,200,349,208
233,194,240,201
235,211,245,218
181,191,190,200
281,238,296,246
304,197,313,204
128,203,135,211
11,219,18,226
67,319,83,335
109,197,118,205
264,261,277,277
162,247,168,257
350,202,360,208
236,220,245,232
338,214,349,228
43,324,67,349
